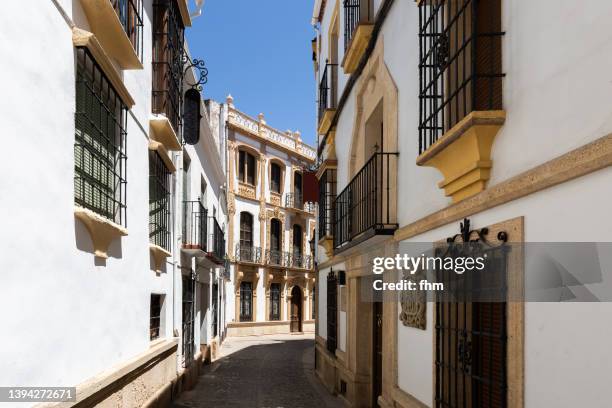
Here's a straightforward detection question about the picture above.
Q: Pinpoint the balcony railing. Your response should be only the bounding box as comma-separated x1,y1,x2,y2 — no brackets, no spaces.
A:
344,0,371,50
285,192,303,211
289,252,313,270
183,200,207,251
333,152,398,251
112,0,144,59
265,249,285,267
235,244,261,263
208,216,225,262
318,63,338,122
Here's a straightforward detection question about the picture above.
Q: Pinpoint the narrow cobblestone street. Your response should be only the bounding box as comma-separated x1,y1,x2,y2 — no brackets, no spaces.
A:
172,334,343,408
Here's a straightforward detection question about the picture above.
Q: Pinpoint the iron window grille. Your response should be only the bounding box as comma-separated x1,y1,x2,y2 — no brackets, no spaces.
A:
212,282,219,337
74,47,128,227
150,294,162,340
434,219,509,408
270,162,282,193
238,150,256,185
326,271,338,354
318,169,337,240
182,200,207,250
333,152,398,251
240,281,253,322
344,0,372,51
235,244,262,264
208,216,225,262
318,62,338,122
418,0,504,154
149,151,172,251
152,0,185,136
112,0,144,60
269,283,281,321
182,273,195,367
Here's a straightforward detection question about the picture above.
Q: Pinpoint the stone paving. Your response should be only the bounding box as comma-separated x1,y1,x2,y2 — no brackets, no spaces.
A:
172,333,343,408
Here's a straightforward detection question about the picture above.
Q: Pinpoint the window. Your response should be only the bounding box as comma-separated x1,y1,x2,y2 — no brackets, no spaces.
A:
149,151,171,251
318,169,337,240
294,172,303,200
152,0,185,134
270,162,282,193
182,274,195,367
418,0,504,154
293,224,303,257
112,0,144,60
240,212,253,248
270,283,281,321
150,294,163,340
270,219,281,251
74,47,127,226
240,281,253,322
238,150,256,185
326,271,338,353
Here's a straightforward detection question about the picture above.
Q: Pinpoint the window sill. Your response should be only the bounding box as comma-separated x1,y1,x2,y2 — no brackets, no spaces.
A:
78,0,143,70
149,116,181,151
342,23,374,74
72,28,135,108
149,244,171,273
318,109,336,135
74,206,128,259
416,110,506,203
149,140,176,173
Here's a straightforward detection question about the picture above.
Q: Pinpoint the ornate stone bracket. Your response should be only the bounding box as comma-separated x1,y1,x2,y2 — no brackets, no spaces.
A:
75,206,128,259
149,244,171,273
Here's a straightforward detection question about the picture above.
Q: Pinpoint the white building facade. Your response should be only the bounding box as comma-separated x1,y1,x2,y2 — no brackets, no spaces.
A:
0,0,227,406
312,0,612,407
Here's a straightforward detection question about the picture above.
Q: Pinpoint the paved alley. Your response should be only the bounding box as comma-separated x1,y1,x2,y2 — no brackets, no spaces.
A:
172,334,343,408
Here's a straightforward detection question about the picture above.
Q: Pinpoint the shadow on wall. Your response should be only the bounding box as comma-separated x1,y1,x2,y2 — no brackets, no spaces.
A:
74,218,123,265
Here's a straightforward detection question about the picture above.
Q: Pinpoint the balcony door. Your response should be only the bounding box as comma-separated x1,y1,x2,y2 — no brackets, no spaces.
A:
292,224,303,265
240,212,253,261
270,218,281,265
290,286,302,332
294,172,303,202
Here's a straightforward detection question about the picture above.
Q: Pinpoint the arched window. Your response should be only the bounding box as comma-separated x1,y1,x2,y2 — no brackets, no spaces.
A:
238,150,256,185
293,224,303,256
270,162,282,193
240,212,253,248
270,218,281,251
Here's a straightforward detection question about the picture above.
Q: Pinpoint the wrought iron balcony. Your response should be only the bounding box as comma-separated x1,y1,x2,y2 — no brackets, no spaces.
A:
289,252,313,270
112,0,143,59
333,152,398,252
344,0,371,50
265,249,286,267
285,192,303,210
208,216,225,263
235,244,261,264
182,200,207,252
318,63,338,123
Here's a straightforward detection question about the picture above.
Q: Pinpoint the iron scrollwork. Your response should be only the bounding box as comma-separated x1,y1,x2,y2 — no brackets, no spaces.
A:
183,55,208,91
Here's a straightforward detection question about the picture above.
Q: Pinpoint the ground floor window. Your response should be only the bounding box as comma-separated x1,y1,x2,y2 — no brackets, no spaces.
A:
240,281,253,322
182,274,195,367
150,294,163,341
269,283,281,321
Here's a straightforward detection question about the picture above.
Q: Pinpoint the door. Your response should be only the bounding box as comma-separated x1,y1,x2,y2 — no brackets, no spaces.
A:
290,286,302,332
373,301,383,407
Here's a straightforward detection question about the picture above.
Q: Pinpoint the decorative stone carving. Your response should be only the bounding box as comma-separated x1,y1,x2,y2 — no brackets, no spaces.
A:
227,192,236,215
237,183,256,200
399,269,427,330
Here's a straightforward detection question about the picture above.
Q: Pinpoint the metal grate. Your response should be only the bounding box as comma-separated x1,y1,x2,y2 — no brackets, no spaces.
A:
182,200,207,250
182,273,195,367
418,0,504,154
333,152,398,250
235,244,262,264
112,0,144,60
285,192,304,210
152,0,185,136
240,281,253,322
74,47,127,227
209,216,225,262
149,151,171,251
150,294,162,340
318,169,337,240
318,62,338,122
326,271,338,354
270,283,281,321
344,0,371,51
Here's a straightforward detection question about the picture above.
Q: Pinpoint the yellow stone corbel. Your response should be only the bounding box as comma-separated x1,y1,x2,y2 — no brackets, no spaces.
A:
75,206,128,259
416,111,506,203
149,244,171,273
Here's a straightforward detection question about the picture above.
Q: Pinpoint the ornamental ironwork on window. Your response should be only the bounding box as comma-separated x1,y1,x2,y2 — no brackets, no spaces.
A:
149,151,171,251
418,0,504,154
240,281,253,322
74,47,128,227
318,169,337,240
112,0,144,60
434,218,509,408
152,0,185,136
182,272,195,367
270,283,281,321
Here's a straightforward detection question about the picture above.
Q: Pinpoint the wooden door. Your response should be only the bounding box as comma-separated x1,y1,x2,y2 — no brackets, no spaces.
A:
290,286,302,332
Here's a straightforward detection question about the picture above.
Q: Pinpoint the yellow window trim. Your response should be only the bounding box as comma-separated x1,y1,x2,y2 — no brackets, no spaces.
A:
72,28,135,108
150,115,182,151
74,206,128,259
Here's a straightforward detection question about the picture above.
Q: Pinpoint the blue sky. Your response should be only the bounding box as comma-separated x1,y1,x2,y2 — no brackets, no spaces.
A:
186,1,317,146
